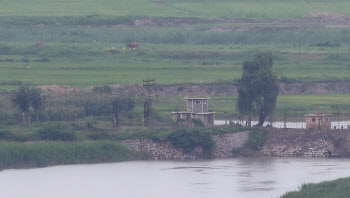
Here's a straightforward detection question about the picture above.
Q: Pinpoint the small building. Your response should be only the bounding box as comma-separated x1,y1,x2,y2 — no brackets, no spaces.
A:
305,113,331,130
172,97,215,127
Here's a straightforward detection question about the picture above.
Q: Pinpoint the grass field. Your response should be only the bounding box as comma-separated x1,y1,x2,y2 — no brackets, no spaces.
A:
1,0,350,18
0,0,350,127
152,94,350,119
0,0,349,91
0,0,349,90
1,42,350,90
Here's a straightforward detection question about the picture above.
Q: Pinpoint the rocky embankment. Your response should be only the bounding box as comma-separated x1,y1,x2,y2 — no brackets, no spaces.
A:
122,129,350,160
121,132,250,160
261,129,350,158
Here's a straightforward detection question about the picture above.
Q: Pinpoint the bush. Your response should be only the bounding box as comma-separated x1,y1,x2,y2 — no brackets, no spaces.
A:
93,85,112,93
231,148,241,157
314,41,341,47
0,130,31,142
37,122,77,141
209,126,250,135
280,76,297,83
245,129,268,150
86,131,111,140
177,86,184,92
190,118,204,127
168,128,215,154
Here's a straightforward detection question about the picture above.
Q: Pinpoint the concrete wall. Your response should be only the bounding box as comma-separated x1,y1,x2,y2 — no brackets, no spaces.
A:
173,112,215,127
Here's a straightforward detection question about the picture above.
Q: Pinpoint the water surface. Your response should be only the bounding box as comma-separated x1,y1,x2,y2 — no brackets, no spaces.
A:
1,158,350,198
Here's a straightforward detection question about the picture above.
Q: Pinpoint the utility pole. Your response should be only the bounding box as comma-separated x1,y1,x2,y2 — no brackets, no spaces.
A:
143,77,156,127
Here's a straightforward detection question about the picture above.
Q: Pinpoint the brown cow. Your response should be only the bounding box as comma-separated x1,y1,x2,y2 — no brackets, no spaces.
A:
35,41,44,48
126,42,139,49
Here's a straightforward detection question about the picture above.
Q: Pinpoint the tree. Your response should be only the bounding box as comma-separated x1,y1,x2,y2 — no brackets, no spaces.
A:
12,86,31,124
12,86,45,124
30,87,45,121
237,52,279,127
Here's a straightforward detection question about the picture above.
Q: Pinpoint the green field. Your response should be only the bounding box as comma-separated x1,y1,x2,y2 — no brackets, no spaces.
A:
1,42,350,90
152,94,350,119
1,0,350,18
0,0,350,90
0,0,350,127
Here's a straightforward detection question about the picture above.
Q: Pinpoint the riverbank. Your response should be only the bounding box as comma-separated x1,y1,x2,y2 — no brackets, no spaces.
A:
281,177,350,198
1,128,350,171
121,128,350,160
0,141,147,170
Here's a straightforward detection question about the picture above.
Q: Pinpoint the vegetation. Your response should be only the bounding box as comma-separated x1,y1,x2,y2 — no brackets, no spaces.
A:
37,122,77,141
245,129,268,150
12,86,45,124
1,0,350,18
0,0,350,173
281,177,350,198
237,53,279,126
1,42,350,90
0,1,349,91
168,128,215,154
0,141,147,170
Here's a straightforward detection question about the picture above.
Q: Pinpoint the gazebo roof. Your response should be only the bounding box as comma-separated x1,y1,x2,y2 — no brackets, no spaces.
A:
184,97,210,100
305,114,331,117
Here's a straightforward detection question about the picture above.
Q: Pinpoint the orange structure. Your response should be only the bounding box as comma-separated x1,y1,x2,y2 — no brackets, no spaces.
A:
305,113,331,130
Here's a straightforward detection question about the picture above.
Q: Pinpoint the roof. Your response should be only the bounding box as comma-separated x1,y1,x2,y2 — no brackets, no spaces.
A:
184,97,210,100
305,114,332,117
172,111,215,114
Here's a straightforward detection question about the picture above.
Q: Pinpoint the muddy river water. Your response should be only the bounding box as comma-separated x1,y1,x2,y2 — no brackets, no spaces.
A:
1,158,350,198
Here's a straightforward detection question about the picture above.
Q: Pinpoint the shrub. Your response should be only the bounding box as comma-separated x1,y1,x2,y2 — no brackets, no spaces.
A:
177,86,184,92
37,122,77,141
231,148,241,157
0,130,31,142
209,126,250,135
168,128,215,154
280,76,297,83
34,58,50,62
314,41,341,47
191,118,204,128
93,85,112,93
86,131,111,140
245,129,268,150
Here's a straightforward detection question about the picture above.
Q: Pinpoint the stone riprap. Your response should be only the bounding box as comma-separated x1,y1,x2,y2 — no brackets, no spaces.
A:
261,129,344,158
121,139,198,160
212,132,250,158
122,129,350,160
121,132,250,160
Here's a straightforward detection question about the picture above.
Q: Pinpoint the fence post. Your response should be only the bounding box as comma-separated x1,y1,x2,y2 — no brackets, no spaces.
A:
284,110,287,129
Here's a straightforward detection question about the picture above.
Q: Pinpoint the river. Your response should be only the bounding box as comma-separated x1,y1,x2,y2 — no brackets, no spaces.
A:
1,158,350,198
